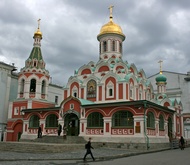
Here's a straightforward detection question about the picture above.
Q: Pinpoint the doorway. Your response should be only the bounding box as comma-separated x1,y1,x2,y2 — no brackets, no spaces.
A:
64,113,79,136
168,117,173,139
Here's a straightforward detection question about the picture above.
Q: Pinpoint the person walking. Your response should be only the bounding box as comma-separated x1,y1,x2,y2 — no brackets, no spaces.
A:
179,136,185,150
37,125,42,138
63,125,67,139
57,124,62,136
83,137,95,162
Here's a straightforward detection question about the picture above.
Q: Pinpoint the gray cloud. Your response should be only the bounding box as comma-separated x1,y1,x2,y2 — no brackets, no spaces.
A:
0,0,190,85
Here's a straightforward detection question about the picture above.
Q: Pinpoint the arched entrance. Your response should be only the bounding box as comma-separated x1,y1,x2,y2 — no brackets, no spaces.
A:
168,117,173,139
64,113,79,136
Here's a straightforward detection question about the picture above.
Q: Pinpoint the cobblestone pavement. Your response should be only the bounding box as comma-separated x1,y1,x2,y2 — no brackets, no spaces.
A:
0,148,138,165
0,147,171,165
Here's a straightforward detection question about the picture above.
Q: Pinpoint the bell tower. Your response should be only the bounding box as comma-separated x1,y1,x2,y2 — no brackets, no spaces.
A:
17,19,50,100
155,60,167,94
97,5,126,60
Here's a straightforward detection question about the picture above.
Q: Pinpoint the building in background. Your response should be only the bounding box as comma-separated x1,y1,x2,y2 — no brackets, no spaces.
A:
0,62,17,141
149,70,190,139
2,7,186,148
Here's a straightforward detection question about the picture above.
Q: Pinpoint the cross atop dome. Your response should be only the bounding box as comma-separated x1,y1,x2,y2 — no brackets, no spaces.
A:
158,60,163,74
108,5,114,21
37,19,41,29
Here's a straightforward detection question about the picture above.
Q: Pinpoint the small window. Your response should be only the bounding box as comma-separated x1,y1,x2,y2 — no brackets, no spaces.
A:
106,81,114,98
74,92,77,97
109,89,113,96
103,41,107,52
119,42,122,53
70,104,74,110
112,40,115,51
20,106,26,115
30,79,36,92
55,96,58,104
72,86,78,98
14,107,19,115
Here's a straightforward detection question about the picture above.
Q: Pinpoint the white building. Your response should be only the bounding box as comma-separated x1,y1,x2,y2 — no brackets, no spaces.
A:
148,70,190,139
0,61,17,141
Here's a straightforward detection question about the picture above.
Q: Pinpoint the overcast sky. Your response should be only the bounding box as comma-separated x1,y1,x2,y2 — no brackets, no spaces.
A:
0,0,190,86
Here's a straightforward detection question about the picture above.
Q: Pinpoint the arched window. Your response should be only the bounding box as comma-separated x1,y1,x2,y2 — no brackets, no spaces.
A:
45,114,58,128
112,40,115,51
103,41,107,52
106,81,114,98
130,82,134,99
29,115,40,128
30,79,36,92
109,88,113,96
41,80,46,94
112,110,134,127
159,114,164,130
139,86,142,100
119,42,122,53
87,112,103,127
20,79,25,93
72,86,78,98
147,112,155,128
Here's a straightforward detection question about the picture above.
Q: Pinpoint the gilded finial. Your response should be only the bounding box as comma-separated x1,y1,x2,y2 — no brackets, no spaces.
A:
108,5,114,21
37,19,41,29
158,60,163,74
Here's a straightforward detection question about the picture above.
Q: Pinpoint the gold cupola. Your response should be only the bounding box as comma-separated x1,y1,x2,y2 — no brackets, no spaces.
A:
97,6,125,41
33,19,42,39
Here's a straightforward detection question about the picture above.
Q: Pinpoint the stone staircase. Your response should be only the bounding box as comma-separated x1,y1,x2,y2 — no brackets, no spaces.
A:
31,135,87,144
0,136,88,153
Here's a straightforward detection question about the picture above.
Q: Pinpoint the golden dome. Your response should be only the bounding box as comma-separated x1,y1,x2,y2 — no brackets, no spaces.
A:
33,19,42,39
97,6,125,40
98,20,125,37
34,28,42,38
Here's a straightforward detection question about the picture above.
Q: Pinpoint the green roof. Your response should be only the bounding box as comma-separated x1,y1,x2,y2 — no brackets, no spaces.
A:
156,74,167,82
28,47,43,61
78,98,95,105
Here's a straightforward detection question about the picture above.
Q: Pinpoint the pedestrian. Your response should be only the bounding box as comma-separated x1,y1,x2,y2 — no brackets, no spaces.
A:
37,125,42,138
83,137,95,162
179,136,185,150
57,124,62,136
63,125,67,139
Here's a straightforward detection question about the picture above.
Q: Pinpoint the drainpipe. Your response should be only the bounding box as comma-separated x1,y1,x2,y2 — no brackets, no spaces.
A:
143,101,150,150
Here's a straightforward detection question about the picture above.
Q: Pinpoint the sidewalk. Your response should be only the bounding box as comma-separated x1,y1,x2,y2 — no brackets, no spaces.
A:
0,147,170,162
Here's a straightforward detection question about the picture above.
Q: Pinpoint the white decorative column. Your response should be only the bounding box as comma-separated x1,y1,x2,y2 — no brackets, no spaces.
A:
40,119,45,135
133,116,144,137
24,80,30,98
164,119,168,137
155,118,159,137
36,81,41,99
79,118,87,136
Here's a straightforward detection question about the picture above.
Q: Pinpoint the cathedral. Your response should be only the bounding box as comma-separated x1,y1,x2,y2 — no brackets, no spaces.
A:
5,7,183,148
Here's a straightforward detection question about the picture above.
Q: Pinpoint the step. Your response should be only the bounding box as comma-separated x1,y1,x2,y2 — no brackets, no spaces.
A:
0,142,85,153
21,135,87,144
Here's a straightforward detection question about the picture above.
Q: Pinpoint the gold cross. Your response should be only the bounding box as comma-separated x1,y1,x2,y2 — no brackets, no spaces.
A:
108,5,114,19
37,19,41,29
158,60,163,74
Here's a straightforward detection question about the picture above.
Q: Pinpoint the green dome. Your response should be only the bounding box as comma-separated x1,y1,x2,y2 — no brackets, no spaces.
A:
156,73,167,82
